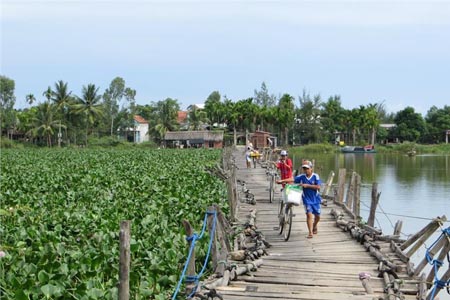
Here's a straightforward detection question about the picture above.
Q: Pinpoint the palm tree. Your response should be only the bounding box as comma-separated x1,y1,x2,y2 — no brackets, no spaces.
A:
188,107,209,130
43,87,52,100
31,102,64,147
51,81,72,144
26,94,36,105
153,98,179,142
51,80,72,111
73,84,104,145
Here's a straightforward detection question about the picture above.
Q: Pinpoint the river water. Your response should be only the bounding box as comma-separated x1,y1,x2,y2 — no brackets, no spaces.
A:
292,152,450,299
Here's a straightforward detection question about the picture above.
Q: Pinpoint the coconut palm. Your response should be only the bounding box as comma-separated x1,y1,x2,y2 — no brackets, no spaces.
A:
51,81,73,144
153,98,179,141
51,80,72,112
188,107,209,130
31,102,64,147
73,84,104,145
42,86,52,107
26,94,36,105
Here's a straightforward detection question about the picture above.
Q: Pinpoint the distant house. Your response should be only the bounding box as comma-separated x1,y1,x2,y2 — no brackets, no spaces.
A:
187,103,205,110
127,115,149,143
250,131,276,149
380,124,396,130
177,111,189,130
164,131,223,148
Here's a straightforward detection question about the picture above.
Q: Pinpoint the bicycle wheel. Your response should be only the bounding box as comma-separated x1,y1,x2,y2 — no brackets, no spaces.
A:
284,205,293,241
278,200,285,235
269,176,274,203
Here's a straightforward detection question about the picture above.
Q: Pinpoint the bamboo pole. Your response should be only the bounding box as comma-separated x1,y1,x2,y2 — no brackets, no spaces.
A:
414,237,446,276
400,216,446,251
426,267,450,300
417,273,427,300
119,220,131,300
207,206,218,271
353,174,361,221
213,207,230,277
368,182,380,227
345,171,356,208
337,168,346,203
182,220,196,281
393,220,403,236
405,221,442,257
322,171,335,197
425,238,450,288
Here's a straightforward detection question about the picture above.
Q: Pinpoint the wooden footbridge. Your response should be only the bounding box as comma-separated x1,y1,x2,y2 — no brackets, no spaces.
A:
174,147,449,300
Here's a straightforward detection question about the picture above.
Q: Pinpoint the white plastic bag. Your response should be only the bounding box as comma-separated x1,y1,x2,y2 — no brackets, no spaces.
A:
283,185,302,206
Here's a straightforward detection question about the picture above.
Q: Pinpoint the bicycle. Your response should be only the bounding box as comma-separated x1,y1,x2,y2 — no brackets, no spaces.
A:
267,168,278,203
277,184,302,241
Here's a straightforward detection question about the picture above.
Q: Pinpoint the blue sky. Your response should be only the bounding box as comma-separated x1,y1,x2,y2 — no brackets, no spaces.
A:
2,0,450,115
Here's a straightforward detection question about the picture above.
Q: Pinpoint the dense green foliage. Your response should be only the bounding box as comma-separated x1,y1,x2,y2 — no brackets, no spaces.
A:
2,74,450,147
0,149,227,299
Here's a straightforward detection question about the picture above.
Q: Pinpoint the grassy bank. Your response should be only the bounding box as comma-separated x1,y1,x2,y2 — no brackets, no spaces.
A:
286,142,450,156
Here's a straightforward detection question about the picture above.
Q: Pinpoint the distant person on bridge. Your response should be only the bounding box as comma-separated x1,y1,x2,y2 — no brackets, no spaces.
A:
274,150,292,187
245,146,253,168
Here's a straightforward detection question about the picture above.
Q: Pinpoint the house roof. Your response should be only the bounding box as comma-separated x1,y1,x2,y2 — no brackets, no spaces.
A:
134,115,148,124
165,131,224,142
187,103,205,110
177,111,188,124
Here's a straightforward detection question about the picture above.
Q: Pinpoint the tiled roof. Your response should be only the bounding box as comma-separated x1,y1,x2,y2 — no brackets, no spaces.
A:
134,115,148,124
164,131,224,142
177,111,188,123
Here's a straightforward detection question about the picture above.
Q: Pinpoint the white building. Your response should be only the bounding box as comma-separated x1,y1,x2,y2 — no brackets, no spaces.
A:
132,115,149,143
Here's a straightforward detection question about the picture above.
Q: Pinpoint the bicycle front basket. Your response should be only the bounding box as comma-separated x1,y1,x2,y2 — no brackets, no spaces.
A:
283,185,302,206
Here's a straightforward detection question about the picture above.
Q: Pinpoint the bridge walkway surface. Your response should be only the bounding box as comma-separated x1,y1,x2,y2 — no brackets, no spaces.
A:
217,148,419,300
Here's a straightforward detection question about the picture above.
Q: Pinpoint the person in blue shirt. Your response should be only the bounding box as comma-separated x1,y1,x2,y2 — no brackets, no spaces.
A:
276,159,322,239
295,160,322,238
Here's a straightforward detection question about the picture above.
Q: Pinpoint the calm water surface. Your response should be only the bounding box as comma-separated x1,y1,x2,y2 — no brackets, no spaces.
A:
292,153,450,298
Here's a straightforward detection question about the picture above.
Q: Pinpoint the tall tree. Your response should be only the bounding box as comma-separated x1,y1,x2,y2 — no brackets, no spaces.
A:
277,94,295,145
26,94,36,105
188,107,209,130
74,84,104,145
51,80,72,112
254,82,277,130
223,99,239,145
51,80,72,145
43,86,52,103
0,76,16,138
392,107,426,142
297,90,322,144
365,103,381,145
103,77,125,136
153,98,180,142
320,95,346,144
204,91,222,125
30,102,63,147
425,105,450,143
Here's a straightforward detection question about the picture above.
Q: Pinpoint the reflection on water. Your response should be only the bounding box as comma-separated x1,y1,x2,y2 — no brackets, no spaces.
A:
293,153,450,299
292,153,450,234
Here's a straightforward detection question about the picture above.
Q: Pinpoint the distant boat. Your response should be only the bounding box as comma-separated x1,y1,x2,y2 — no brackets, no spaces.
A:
341,145,376,153
407,149,416,157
